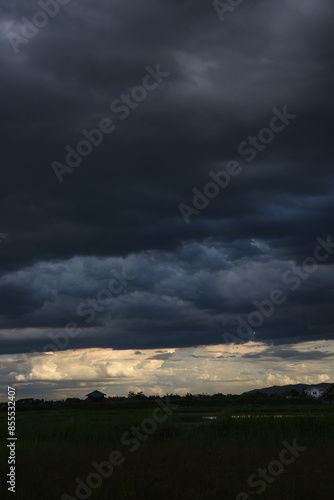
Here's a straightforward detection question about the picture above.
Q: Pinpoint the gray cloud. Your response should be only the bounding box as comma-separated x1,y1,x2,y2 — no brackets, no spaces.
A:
0,0,333,356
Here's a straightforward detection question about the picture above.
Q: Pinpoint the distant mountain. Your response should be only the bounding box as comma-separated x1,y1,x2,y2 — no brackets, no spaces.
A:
243,382,331,396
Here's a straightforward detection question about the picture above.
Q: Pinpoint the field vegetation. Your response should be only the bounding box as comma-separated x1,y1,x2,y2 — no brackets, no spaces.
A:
1,394,333,499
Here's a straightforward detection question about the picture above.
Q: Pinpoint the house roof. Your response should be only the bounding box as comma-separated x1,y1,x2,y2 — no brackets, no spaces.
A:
86,390,106,398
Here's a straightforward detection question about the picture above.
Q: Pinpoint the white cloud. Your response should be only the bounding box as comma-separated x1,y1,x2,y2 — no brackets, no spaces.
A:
1,340,333,401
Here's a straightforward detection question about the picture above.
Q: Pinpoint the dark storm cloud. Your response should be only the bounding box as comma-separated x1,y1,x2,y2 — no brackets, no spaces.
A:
242,345,334,361
0,0,333,354
148,352,174,360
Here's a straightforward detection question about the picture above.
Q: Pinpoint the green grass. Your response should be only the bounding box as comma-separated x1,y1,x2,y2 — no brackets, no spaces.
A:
226,402,334,414
1,406,334,499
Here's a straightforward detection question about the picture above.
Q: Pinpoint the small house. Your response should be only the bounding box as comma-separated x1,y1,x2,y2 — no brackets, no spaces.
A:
86,390,106,402
304,387,323,398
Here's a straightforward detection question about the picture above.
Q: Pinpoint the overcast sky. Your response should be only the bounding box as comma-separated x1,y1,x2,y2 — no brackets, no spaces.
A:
0,0,333,400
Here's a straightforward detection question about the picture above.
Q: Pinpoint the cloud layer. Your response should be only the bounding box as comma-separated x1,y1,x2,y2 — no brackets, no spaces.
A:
1,340,333,400
0,1,333,390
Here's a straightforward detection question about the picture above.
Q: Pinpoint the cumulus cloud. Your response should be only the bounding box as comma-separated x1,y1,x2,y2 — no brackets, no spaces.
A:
0,0,333,394
1,340,333,400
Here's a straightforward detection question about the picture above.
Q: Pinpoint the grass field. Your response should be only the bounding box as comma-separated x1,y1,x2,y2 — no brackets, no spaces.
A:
1,403,334,500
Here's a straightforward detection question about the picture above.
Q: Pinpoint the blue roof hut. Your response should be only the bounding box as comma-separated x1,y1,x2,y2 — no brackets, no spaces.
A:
86,390,106,401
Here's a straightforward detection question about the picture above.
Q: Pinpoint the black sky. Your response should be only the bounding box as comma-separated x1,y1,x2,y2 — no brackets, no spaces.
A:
0,0,334,355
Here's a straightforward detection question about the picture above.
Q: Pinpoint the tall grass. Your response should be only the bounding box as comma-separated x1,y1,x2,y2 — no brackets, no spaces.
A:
0,408,333,500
